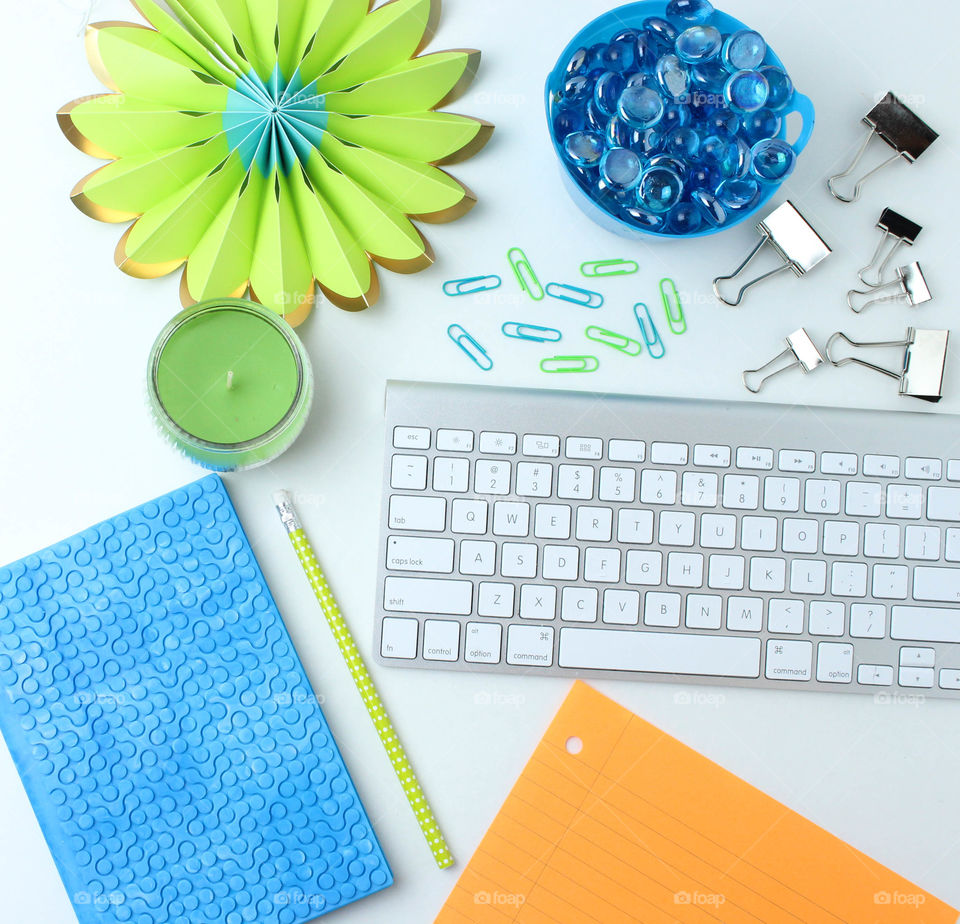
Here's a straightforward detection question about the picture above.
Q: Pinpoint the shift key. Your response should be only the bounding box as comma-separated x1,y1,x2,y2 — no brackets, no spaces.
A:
383,577,472,615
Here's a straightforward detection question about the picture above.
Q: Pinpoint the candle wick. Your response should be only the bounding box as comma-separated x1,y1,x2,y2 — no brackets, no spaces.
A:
226,370,235,390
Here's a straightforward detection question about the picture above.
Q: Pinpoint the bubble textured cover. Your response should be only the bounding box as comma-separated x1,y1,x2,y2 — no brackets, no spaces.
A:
0,474,392,923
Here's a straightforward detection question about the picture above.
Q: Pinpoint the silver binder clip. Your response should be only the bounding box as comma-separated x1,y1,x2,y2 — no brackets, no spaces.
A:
828,92,939,203
826,328,950,403
713,201,831,307
857,208,923,288
847,262,932,314
742,328,825,394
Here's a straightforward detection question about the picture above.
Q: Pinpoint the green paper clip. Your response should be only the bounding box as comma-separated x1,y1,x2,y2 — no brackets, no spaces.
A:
540,355,600,373
660,277,687,334
507,247,545,300
580,259,640,278
443,275,502,296
585,326,643,356
502,322,562,343
448,324,493,371
545,283,604,308
634,303,666,359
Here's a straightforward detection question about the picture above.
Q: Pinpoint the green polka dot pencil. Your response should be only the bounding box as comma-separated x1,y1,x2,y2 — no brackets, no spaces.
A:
273,491,455,871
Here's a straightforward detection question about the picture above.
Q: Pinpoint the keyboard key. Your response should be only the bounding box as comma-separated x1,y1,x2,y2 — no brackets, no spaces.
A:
850,604,886,639
768,599,803,634
436,428,474,452
380,617,419,659
608,439,645,463
534,504,571,540
522,434,560,458
423,620,460,661
659,511,696,547
949,461,960,483
640,470,678,505
433,457,469,493
905,525,941,561
519,585,557,620
820,453,858,476
391,454,428,489
940,669,960,690
887,484,923,519
779,450,816,473
700,514,737,550
557,465,595,500
737,447,774,470
500,543,537,578
686,594,723,630
913,566,960,603
599,467,636,502
584,548,622,583
681,472,719,507
492,502,530,538
766,640,812,681
475,459,511,495
515,462,553,498
393,427,430,449
863,523,900,558
822,521,860,556
644,592,682,627
479,431,516,454
859,664,894,686
831,562,868,597
947,529,960,563
557,628,761,677
741,516,778,552
561,587,599,622
477,582,514,618
602,589,641,626
694,444,731,467
722,475,760,510
872,564,909,600
927,487,960,522
383,577,472,615
906,457,942,480
804,480,841,515
542,545,579,581
666,552,704,588
617,509,654,544
625,550,663,585
727,597,762,632
506,625,554,667
577,505,614,545
651,442,688,465
900,647,936,668
451,499,488,534
464,622,502,663
892,606,960,643
386,537,454,574
782,519,819,554
566,437,602,460
763,477,800,512
707,554,745,590
845,482,883,518
809,602,844,636
790,560,827,595
864,455,901,478
389,495,446,532
460,540,496,576
899,667,935,689
749,557,786,593
817,642,854,683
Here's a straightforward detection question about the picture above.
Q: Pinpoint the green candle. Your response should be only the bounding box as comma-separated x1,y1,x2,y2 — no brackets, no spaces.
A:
147,299,313,471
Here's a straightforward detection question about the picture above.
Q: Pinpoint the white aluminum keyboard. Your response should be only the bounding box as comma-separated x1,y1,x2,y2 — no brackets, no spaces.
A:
374,381,960,698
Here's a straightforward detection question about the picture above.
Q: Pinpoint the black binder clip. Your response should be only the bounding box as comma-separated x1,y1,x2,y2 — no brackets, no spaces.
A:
742,329,825,394
847,262,932,314
828,93,939,204
857,208,923,288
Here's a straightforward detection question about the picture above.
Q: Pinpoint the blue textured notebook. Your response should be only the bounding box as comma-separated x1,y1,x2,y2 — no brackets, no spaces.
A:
0,475,392,923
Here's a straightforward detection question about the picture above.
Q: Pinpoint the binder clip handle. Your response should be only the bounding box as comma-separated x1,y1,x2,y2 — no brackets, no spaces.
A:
826,331,902,381
827,131,902,204
743,329,824,394
712,236,792,307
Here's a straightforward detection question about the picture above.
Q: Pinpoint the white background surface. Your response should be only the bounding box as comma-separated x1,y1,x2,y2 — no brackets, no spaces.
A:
2,0,960,920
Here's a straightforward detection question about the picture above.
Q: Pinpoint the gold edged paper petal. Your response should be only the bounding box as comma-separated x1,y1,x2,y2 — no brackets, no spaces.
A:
114,224,185,278
58,95,119,160
431,117,494,166
84,21,155,93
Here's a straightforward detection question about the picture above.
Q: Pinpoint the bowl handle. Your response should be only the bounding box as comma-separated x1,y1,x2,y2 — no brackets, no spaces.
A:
784,91,816,156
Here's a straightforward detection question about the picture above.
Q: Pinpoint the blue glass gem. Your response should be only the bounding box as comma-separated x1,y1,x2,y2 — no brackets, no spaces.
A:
563,131,605,167
638,166,684,213
600,39,637,73
663,126,700,158
668,201,703,234
690,59,730,92
741,108,781,144
722,30,767,72
724,70,769,113
759,65,794,110
643,16,679,50
642,127,665,154
655,54,690,99
751,138,797,182
562,75,593,106
594,71,626,116
553,108,585,140
565,47,590,77
600,147,643,190
571,164,599,192
585,97,609,132
666,0,715,25
618,85,664,129
690,189,727,227
660,102,692,131
606,115,634,148
587,43,607,68
687,163,716,190
626,72,660,91
621,203,666,230
716,176,760,209
675,25,723,64
704,109,739,135
648,154,687,176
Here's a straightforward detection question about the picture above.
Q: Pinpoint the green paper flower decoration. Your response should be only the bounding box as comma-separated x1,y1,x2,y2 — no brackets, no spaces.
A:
59,0,492,324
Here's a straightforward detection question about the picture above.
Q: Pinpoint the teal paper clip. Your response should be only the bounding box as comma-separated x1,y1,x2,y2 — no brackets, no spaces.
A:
448,324,493,371
634,303,666,359
443,275,502,296
545,283,604,309
580,259,640,278
585,326,643,356
540,355,600,373
502,322,562,343
660,277,687,335
507,247,545,300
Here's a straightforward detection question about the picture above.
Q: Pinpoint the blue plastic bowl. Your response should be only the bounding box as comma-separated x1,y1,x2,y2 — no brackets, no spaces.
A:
545,1,815,240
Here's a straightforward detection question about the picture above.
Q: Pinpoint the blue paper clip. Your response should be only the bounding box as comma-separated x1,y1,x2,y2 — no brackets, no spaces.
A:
443,275,502,296
448,324,493,370
633,303,666,359
545,283,604,309
660,277,687,335
507,247,545,300
502,322,562,343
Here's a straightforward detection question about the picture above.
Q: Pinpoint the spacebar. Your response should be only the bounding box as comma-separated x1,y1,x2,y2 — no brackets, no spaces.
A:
558,629,761,678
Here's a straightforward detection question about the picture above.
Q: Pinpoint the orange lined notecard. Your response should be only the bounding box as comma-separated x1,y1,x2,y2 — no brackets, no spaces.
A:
437,682,956,924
